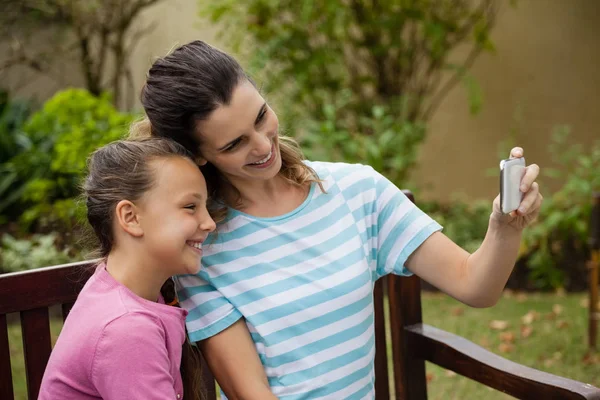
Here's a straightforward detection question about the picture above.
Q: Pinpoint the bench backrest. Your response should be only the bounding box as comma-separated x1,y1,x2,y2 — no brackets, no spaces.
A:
0,192,424,400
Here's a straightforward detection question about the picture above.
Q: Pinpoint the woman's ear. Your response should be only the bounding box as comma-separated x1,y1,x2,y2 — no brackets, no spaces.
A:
115,200,144,237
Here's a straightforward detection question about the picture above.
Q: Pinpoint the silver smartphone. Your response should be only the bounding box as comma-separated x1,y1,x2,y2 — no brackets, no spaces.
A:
500,157,526,214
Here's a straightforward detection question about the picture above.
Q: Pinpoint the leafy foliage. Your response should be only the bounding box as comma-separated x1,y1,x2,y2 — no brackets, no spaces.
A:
201,0,499,125
2,89,134,231
520,127,600,290
0,90,34,220
1,0,164,109
299,92,426,186
0,233,74,273
201,0,503,188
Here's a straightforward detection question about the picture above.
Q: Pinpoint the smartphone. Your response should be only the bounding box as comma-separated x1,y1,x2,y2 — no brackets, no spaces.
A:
500,157,526,214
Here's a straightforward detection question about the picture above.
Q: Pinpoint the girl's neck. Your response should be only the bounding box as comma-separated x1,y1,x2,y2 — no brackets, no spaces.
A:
105,248,169,302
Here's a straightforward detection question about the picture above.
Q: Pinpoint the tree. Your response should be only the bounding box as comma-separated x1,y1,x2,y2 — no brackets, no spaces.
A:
202,0,501,124
200,0,508,186
0,0,163,109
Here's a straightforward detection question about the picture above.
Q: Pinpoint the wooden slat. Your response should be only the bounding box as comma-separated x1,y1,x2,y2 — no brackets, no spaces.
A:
62,302,75,322
21,308,52,400
387,191,427,400
590,192,600,251
407,324,600,400
389,274,427,400
0,261,95,314
0,313,15,400
373,278,390,399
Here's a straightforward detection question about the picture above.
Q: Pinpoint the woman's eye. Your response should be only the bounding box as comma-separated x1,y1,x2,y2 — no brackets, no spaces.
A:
257,107,267,124
225,138,242,152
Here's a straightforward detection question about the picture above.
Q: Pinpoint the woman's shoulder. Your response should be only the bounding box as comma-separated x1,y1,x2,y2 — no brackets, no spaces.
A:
304,160,379,180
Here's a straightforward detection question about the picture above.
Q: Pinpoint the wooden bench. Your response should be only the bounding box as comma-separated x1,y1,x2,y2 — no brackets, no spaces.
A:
2,193,600,400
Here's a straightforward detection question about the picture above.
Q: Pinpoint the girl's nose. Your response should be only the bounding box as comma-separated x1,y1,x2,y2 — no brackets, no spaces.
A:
200,215,216,233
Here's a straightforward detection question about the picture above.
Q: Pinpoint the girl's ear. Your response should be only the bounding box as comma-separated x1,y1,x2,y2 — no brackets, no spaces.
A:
115,200,144,237
196,155,208,166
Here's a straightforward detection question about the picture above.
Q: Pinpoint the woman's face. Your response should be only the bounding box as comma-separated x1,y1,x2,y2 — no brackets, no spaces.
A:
194,80,281,186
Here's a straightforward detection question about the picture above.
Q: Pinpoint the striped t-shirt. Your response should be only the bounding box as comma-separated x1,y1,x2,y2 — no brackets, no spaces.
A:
174,161,442,399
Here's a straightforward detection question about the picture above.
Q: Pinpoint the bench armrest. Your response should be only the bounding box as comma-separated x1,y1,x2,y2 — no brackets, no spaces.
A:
406,323,600,400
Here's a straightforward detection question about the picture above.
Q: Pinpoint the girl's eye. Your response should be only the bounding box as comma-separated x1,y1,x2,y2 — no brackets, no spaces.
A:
184,204,196,210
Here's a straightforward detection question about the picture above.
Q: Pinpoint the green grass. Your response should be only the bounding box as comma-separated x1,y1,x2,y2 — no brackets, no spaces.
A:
417,291,600,400
6,294,600,399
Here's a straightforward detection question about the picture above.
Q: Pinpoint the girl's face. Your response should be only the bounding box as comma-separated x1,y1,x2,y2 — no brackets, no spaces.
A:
137,156,216,275
194,80,282,186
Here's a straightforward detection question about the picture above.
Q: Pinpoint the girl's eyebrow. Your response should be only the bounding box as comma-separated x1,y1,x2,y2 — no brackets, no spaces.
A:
182,192,206,203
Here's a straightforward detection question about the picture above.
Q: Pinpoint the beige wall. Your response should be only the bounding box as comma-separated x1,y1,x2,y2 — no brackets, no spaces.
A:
415,0,600,201
4,0,598,202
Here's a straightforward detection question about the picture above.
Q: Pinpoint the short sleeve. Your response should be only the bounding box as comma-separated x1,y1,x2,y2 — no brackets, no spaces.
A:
174,273,242,342
368,169,442,280
91,313,177,399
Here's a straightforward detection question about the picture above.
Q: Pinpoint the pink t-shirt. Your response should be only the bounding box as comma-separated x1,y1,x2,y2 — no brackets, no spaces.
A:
39,264,188,399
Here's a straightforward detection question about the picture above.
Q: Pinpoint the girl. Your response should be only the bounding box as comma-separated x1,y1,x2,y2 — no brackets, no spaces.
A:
131,41,543,399
38,138,266,399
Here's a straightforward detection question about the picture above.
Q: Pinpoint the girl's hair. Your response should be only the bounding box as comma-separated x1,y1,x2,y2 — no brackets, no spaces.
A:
83,137,205,400
130,40,322,220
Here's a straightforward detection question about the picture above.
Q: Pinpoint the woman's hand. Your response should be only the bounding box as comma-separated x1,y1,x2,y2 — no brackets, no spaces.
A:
491,147,543,231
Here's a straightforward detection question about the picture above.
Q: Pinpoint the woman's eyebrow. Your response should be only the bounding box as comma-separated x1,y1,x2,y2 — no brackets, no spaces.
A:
218,136,242,151
254,103,267,124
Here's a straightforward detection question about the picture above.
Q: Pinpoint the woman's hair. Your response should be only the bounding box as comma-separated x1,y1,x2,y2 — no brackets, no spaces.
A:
83,137,205,400
130,40,321,220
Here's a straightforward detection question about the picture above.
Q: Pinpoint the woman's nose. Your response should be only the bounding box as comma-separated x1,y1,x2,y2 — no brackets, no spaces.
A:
252,131,272,155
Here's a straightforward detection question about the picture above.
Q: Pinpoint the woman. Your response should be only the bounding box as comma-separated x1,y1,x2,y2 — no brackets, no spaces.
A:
131,40,542,400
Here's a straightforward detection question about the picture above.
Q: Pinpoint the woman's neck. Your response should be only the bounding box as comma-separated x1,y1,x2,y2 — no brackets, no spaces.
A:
105,248,169,302
224,174,310,218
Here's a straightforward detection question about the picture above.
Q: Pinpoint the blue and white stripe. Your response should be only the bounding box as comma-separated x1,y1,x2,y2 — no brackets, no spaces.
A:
175,161,442,399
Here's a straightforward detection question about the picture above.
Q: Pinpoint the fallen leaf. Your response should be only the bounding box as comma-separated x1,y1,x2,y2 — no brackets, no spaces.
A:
520,325,533,338
582,352,600,365
426,372,435,383
451,307,464,316
503,289,514,298
544,359,555,368
499,343,514,353
445,370,457,378
521,311,539,325
499,331,516,343
516,292,529,302
553,352,563,361
552,304,564,316
556,320,569,329
479,336,491,349
580,298,589,309
555,287,566,297
545,312,557,320
490,320,509,330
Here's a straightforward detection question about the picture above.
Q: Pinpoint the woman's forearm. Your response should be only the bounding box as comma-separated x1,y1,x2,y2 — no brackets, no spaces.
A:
464,218,523,307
